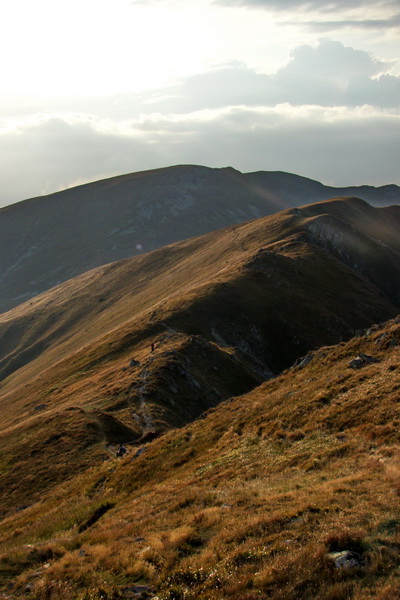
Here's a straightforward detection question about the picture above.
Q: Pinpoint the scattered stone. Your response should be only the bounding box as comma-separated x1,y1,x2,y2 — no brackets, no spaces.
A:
375,333,388,344
24,583,33,594
120,585,154,599
135,446,147,458
349,357,365,369
133,585,153,594
34,404,46,411
359,352,378,363
349,353,379,369
130,358,140,367
328,550,364,569
294,353,314,369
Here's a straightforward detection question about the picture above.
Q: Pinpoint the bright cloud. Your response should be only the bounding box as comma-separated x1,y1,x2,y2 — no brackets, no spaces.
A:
0,1,399,207
214,0,399,14
1,99,399,206
133,41,400,113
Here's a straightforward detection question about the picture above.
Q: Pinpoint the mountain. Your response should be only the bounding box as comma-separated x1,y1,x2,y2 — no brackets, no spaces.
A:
0,197,399,526
1,164,400,313
0,311,399,599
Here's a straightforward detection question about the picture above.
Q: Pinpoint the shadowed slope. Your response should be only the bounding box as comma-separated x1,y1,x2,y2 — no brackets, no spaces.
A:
1,197,399,384
1,165,400,313
0,198,399,524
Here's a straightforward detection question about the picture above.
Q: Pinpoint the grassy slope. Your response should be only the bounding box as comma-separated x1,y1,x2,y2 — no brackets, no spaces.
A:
1,198,399,393
0,317,399,600
0,199,399,517
2,164,399,315
0,198,399,599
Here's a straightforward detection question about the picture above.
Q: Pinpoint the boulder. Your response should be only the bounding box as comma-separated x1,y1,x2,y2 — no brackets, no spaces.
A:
349,353,379,369
120,584,154,598
328,550,364,569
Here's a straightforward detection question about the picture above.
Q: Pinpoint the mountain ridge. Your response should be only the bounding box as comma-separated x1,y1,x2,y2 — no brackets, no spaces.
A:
0,194,400,598
0,197,398,448
1,197,398,369
1,165,400,313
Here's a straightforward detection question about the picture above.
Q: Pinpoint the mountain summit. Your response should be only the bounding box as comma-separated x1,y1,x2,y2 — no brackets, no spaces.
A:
1,165,399,313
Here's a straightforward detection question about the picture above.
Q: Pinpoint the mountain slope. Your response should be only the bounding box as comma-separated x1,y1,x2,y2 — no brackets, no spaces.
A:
0,315,399,600
1,164,400,313
1,198,399,393
0,197,399,523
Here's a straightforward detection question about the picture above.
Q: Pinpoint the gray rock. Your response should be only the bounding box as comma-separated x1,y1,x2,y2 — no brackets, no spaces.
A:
359,353,379,363
120,584,154,598
375,333,388,344
132,586,152,594
328,550,364,569
349,357,365,369
296,353,314,369
135,446,147,458
349,353,379,369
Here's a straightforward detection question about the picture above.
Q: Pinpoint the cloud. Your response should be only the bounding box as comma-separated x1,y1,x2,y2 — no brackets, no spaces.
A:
1,39,399,207
274,40,400,106
302,15,400,31
0,118,160,204
1,102,399,207
214,0,400,32
130,41,399,112
214,0,398,11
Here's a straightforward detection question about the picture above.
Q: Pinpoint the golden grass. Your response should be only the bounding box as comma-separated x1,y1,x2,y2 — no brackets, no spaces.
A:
0,317,399,599
0,198,399,598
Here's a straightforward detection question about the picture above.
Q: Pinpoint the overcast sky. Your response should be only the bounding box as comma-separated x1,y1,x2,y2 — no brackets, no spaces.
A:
1,0,399,207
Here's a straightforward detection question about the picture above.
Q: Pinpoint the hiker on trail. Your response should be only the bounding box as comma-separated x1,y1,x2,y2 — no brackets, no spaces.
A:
151,342,155,352
116,444,127,458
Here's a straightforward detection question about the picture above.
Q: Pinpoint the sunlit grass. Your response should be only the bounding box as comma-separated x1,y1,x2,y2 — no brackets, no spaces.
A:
0,312,399,597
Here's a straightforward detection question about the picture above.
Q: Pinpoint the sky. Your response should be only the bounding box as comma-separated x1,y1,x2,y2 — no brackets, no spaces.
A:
1,0,399,207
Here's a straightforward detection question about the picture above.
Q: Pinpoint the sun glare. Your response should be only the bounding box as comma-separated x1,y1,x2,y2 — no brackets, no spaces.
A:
1,0,210,95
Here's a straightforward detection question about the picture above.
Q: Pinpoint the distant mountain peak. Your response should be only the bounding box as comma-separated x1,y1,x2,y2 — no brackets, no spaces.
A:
1,165,399,314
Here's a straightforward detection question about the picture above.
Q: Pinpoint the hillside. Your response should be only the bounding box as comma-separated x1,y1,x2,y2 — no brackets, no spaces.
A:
0,314,399,600
1,164,400,313
0,197,399,518
0,196,399,599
